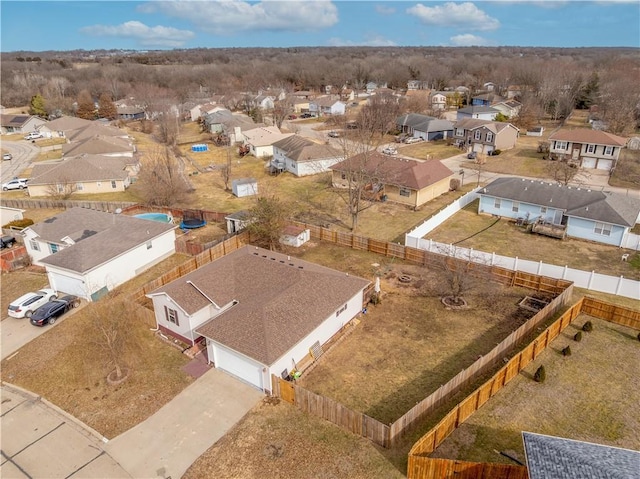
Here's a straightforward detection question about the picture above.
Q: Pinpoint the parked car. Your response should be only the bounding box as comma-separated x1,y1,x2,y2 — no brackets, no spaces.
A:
404,137,423,144
8,289,57,319
2,178,28,191
30,295,80,326
382,146,397,155
3,153,12,161
346,122,358,129
287,114,297,120
328,130,340,138
467,151,477,160
24,132,43,140
0,235,16,249
300,113,313,118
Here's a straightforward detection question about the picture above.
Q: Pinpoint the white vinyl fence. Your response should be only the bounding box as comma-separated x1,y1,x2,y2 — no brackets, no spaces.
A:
405,191,640,301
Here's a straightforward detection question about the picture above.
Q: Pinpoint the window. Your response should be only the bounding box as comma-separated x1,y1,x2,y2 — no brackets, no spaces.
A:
540,206,547,214
49,243,59,254
486,132,494,142
512,201,519,213
455,128,464,137
399,187,411,197
30,239,40,251
555,141,568,151
341,173,346,180
164,306,179,326
111,180,117,189
335,304,348,317
604,146,614,156
76,183,84,191
56,184,64,193
594,222,612,237
586,144,595,154
494,198,501,209
474,130,481,141
146,240,152,250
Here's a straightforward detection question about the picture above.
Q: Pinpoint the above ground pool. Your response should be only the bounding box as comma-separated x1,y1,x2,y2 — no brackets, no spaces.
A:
134,213,174,223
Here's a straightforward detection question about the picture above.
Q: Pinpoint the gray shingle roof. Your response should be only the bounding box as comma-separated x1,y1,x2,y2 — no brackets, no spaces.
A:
65,123,129,142
480,177,640,227
454,118,518,134
549,128,627,147
62,135,134,156
29,154,129,185
523,432,640,479
32,208,176,273
273,135,342,161
396,114,454,133
45,116,95,132
149,246,369,365
458,105,500,114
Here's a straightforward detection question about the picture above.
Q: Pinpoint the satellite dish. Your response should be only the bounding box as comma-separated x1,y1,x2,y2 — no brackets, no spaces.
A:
115,208,122,214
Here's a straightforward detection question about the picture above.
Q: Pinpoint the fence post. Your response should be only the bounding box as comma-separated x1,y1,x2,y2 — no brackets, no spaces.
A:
615,276,624,295
537,261,543,275
491,252,495,266
513,256,518,271
587,271,595,289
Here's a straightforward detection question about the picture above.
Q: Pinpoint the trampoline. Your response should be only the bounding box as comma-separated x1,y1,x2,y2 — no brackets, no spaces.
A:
180,210,206,230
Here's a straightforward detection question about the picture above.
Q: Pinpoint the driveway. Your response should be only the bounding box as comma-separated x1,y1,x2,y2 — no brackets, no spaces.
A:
0,383,131,478
104,367,263,479
0,140,39,183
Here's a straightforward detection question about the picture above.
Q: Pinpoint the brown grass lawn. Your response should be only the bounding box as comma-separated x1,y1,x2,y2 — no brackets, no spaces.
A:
35,149,63,162
0,253,195,438
0,269,50,321
398,140,461,161
611,148,640,190
431,315,640,465
426,200,640,280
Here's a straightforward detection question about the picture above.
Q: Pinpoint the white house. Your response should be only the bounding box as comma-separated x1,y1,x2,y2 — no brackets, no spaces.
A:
271,135,344,177
146,245,370,391
22,208,177,301
242,126,292,157
456,106,499,121
1,114,47,135
0,206,25,226
309,97,346,117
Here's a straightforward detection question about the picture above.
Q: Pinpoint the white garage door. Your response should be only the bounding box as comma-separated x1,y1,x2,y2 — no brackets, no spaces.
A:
215,344,263,390
597,159,613,171
473,143,484,153
581,157,597,168
48,272,87,298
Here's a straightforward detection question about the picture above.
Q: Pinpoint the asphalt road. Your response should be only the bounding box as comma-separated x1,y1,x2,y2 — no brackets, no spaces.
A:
0,140,39,184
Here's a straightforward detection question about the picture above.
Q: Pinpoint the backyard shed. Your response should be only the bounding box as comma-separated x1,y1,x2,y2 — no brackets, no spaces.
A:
232,178,258,198
280,225,311,247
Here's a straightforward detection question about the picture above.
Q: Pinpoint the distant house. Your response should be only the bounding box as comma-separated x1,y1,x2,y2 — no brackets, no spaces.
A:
189,103,226,122
366,81,387,93
453,118,519,154
41,116,95,138
116,105,145,121
456,105,499,121
23,208,177,300
1,114,47,135
396,114,454,141
430,92,448,110
478,177,640,247
522,431,640,479
254,95,275,110
330,152,454,209
491,100,522,119
27,154,136,197
203,110,256,143
242,126,292,157
62,135,135,157
146,245,370,391
309,97,346,117
64,123,130,143
471,93,505,107
548,128,627,171
271,135,343,177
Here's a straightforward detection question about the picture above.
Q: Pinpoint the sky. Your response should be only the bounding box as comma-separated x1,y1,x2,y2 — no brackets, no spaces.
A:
1,0,639,52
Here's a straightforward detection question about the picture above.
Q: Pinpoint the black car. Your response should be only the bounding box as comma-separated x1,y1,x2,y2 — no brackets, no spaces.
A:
0,235,16,249
30,295,80,326
300,113,313,118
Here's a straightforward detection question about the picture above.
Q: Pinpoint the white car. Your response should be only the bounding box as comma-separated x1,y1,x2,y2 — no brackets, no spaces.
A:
24,132,43,140
8,289,58,318
2,178,28,191
382,146,397,155
404,137,423,144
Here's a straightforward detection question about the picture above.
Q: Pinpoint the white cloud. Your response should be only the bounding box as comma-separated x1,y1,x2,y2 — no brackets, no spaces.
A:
375,5,396,15
139,0,339,34
80,21,194,47
449,33,493,46
328,35,397,47
407,2,500,31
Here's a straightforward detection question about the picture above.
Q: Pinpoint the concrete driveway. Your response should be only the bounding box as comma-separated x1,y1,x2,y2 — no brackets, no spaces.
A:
0,384,131,479
104,367,262,479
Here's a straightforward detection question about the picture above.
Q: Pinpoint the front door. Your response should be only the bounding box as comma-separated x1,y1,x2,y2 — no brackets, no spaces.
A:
553,209,564,225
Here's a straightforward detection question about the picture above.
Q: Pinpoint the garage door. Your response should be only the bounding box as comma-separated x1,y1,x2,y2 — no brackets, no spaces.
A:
597,159,613,171
215,344,263,390
48,272,87,298
473,143,484,153
581,157,597,168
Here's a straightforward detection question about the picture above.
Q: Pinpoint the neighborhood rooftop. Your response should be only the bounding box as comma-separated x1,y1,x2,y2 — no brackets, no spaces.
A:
273,135,341,161
549,128,628,146
28,154,130,185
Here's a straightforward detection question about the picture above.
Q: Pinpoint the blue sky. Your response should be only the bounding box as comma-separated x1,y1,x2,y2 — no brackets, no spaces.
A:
1,1,639,52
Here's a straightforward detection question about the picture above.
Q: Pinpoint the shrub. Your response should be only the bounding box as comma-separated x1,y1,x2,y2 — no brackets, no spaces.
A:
449,178,461,191
2,218,34,230
637,332,640,342
573,331,582,342
369,292,381,305
534,365,546,383
562,346,572,356
492,149,502,156
582,321,593,332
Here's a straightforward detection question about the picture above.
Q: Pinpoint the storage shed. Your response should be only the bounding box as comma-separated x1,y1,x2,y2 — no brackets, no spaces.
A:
232,178,258,198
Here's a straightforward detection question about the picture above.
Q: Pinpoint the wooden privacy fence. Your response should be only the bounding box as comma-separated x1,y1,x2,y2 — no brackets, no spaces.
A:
407,457,527,479
0,198,136,212
407,296,639,479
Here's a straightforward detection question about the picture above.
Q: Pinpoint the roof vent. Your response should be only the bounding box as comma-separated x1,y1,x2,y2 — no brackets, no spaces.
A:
298,266,303,269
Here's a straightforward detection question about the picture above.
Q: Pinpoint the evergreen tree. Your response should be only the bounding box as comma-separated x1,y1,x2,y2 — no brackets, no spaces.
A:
576,72,600,110
98,92,117,120
29,94,47,117
76,90,96,120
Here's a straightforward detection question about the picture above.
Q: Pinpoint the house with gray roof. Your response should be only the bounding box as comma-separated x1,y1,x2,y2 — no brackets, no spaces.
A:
62,135,135,157
22,208,177,301
522,431,640,479
146,245,370,391
309,96,346,116
453,118,519,154
548,128,627,171
40,116,95,137
478,177,640,247
271,135,344,177
242,126,292,157
396,114,454,141
456,105,500,121
64,123,130,143
1,114,47,135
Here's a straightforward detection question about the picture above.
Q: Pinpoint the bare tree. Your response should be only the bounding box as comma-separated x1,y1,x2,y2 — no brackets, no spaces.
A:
46,177,77,199
90,294,131,383
136,146,190,206
220,146,233,191
246,193,291,250
546,157,584,186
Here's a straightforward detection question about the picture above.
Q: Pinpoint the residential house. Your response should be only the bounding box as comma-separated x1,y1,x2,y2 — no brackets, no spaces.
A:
471,93,505,107
339,88,355,103
289,97,311,114
271,135,343,177
190,103,225,122
309,97,346,117
291,91,316,100
483,82,496,92
253,94,275,110
242,126,292,157
116,105,146,121
22,208,177,300
366,82,387,93
203,110,256,143
64,123,130,143
396,114,454,141
407,80,429,91
146,245,370,391
548,128,627,171
456,105,499,121
430,92,448,110
477,177,640,247
453,118,519,154
1,114,47,135
62,135,135,158
40,116,94,138
27,154,136,197
491,100,522,119
0,206,25,225
522,431,640,479
330,152,454,208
